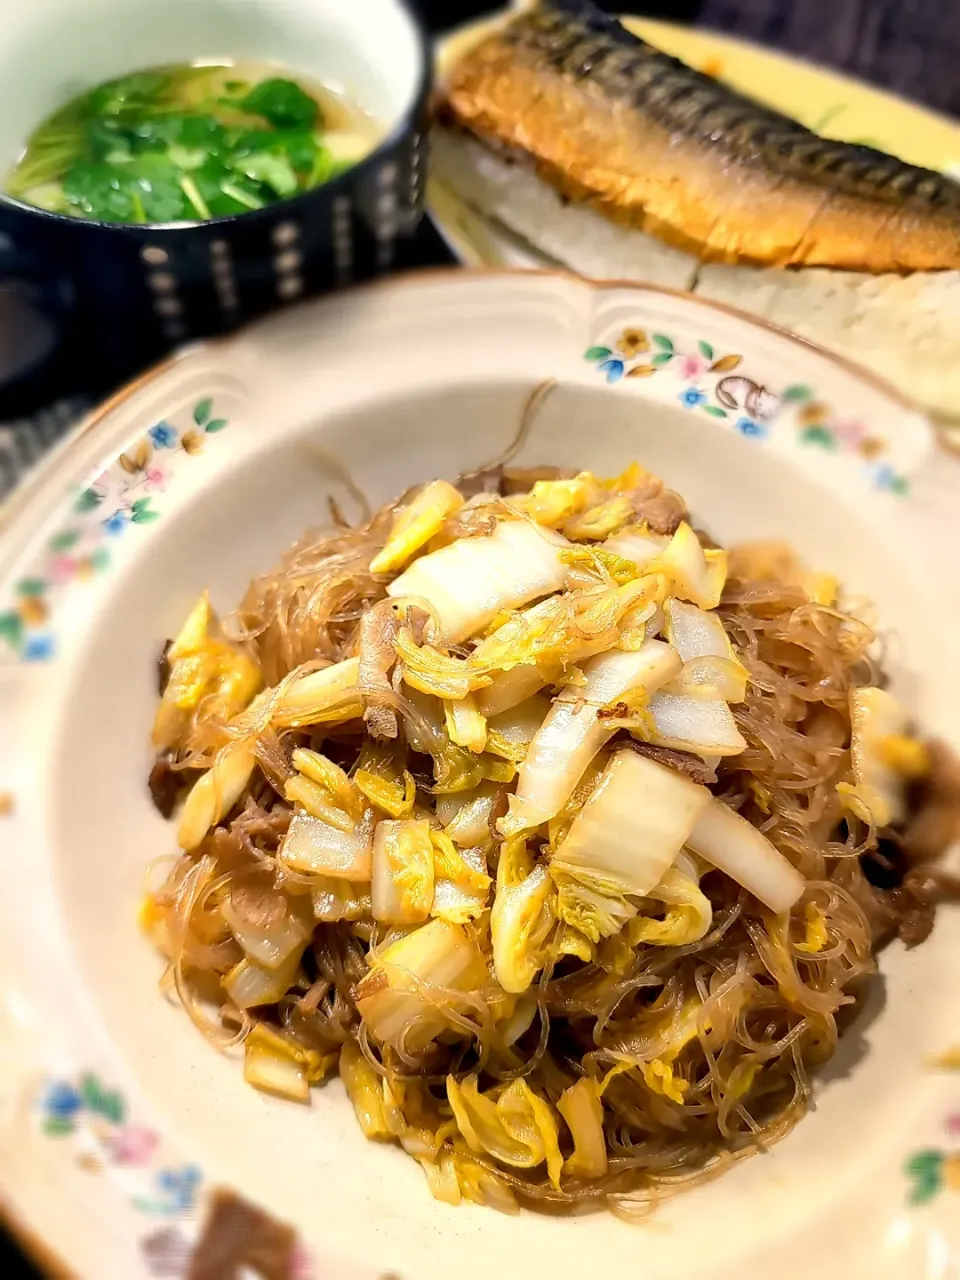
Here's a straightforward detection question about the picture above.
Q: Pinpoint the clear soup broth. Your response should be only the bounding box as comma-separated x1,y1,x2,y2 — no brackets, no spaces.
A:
6,59,383,224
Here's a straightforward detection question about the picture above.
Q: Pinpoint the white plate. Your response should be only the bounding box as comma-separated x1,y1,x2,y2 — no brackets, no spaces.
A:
0,269,958,1279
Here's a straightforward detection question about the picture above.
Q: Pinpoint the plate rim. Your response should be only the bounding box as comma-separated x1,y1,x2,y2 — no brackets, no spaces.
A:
0,265,950,550
1,264,958,1279
632,15,960,138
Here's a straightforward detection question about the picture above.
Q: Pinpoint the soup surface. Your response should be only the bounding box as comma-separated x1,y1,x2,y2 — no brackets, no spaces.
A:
5,60,382,224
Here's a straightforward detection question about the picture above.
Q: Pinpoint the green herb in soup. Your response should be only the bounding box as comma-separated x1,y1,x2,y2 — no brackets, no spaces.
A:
6,62,380,223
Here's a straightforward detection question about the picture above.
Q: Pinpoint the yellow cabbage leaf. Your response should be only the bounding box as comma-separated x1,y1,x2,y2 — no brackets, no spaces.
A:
355,920,487,1054
371,818,435,924
845,686,919,827
370,480,464,575
354,742,417,819
177,744,257,851
418,1150,462,1205
509,473,604,527
560,545,641,587
551,923,595,965
243,1023,333,1103
290,748,361,823
652,522,727,609
339,1041,395,1138
446,1074,563,1189
626,856,713,947
556,1078,606,1179
640,1058,689,1105
430,830,491,924
563,494,638,541
449,1143,520,1213
795,901,829,954
153,592,262,752
491,838,556,994
553,873,637,944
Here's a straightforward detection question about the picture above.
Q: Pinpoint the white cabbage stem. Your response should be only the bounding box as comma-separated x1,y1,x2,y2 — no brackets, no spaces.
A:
647,692,746,756
551,749,712,897
433,845,490,923
243,1025,314,1103
388,519,569,644
310,878,371,922
436,780,504,847
273,656,362,728
604,526,668,568
221,890,313,970
279,808,375,880
475,665,549,718
177,745,256,851
486,694,552,760
223,949,303,1009
664,598,737,661
500,640,681,836
686,798,805,914
654,523,727,609
666,656,748,703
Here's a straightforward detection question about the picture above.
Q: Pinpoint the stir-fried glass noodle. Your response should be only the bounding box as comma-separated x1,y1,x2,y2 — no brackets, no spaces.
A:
143,440,960,1218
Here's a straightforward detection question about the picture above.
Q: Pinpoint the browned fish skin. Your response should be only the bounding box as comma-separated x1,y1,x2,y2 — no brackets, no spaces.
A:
438,0,960,272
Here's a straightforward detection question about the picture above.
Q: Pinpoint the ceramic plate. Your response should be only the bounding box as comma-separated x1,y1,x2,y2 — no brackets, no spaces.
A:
1,269,958,1279
429,9,960,270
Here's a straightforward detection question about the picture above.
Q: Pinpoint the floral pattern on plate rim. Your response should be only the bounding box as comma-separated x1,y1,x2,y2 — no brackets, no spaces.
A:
35,1064,960,1263
585,328,909,496
38,1069,315,1278
905,1141,960,1207
0,302,949,1258
0,398,228,664
904,1052,960,1206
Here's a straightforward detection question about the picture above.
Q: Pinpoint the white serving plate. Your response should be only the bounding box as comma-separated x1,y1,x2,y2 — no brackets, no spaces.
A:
0,269,957,1279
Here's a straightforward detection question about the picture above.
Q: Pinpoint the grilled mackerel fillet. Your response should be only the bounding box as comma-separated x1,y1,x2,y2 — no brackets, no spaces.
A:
438,0,960,273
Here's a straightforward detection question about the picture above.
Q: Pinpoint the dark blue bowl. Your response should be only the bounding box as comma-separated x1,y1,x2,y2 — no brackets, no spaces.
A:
0,0,431,408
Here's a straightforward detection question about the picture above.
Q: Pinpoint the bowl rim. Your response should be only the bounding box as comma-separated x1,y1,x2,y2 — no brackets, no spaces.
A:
0,0,432,234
